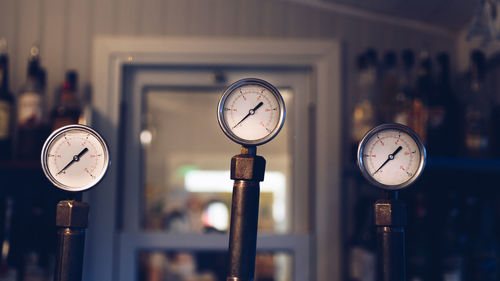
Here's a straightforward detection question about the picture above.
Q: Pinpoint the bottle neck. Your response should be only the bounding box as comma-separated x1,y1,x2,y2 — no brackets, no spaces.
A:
470,72,484,94
401,66,414,88
0,56,9,95
57,82,79,108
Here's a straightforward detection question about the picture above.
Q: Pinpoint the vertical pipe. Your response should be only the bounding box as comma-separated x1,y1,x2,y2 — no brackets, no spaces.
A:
54,200,88,281
55,228,86,281
227,180,260,280
374,192,406,281
226,146,265,281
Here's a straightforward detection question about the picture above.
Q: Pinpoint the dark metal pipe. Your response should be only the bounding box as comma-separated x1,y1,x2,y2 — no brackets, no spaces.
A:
55,228,86,281
227,180,260,280
374,194,407,281
376,226,406,281
54,200,89,281
226,146,265,281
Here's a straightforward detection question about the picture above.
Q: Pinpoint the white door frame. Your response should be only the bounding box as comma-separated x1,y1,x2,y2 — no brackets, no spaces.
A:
88,36,342,281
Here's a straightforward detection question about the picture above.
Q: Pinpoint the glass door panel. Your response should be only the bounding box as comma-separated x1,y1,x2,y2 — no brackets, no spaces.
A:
142,88,293,233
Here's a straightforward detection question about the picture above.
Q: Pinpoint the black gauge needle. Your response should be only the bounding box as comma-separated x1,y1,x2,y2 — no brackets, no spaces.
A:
232,101,264,129
373,146,402,175
57,147,89,175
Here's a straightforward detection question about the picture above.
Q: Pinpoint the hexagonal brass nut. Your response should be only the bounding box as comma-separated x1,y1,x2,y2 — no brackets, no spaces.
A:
56,200,89,228
230,154,266,181
374,200,406,226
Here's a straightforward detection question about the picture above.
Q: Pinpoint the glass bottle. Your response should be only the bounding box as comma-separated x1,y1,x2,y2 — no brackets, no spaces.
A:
380,51,399,123
351,53,376,157
490,81,500,157
15,45,46,160
50,70,81,131
407,192,433,281
468,201,499,281
0,197,16,281
0,39,14,160
463,50,490,157
439,191,466,281
427,52,460,156
393,49,415,127
365,48,381,121
410,52,431,144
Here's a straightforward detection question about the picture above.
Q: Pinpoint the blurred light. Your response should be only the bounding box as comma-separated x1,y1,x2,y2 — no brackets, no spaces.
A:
176,165,198,179
185,170,286,226
203,202,229,231
140,130,153,145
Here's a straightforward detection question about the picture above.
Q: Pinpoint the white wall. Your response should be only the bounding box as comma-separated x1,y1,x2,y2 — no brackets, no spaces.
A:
0,0,456,112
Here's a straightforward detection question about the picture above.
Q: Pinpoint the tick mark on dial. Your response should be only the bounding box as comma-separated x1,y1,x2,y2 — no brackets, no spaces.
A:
85,168,96,179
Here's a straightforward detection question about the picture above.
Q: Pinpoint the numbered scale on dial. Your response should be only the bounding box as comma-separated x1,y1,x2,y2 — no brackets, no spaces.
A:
217,78,286,146
357,123,426,190
41,124,110,192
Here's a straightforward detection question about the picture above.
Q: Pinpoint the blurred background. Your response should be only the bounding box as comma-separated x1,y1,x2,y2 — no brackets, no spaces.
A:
1,0,500,280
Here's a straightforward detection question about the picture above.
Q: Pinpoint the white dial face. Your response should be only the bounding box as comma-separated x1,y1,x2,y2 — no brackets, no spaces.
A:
41,125,109,192
218,79,285,145
358,124,426,190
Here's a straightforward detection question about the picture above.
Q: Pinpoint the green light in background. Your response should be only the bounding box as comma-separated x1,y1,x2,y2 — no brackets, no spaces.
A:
176,165,198,179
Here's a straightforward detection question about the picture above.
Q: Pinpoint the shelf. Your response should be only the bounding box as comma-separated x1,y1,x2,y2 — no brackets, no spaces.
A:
343,157,500,177
0,160,41,172
426,157,500,173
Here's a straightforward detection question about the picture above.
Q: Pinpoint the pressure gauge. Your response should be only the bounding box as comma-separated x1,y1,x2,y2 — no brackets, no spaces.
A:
357,123,426,190
41,124,110,192
217,78,286,146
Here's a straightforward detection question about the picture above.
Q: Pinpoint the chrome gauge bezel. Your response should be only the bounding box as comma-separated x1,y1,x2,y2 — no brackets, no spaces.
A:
357,123,427,190
41,124,110,192
217,78,286,146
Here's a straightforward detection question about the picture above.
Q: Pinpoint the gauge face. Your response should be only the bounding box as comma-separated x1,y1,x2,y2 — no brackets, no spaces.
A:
217,78,286,146
357,123,426,190
41,124,110,192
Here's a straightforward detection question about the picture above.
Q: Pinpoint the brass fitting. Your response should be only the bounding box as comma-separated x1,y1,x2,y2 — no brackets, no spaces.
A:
56,200,89,228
